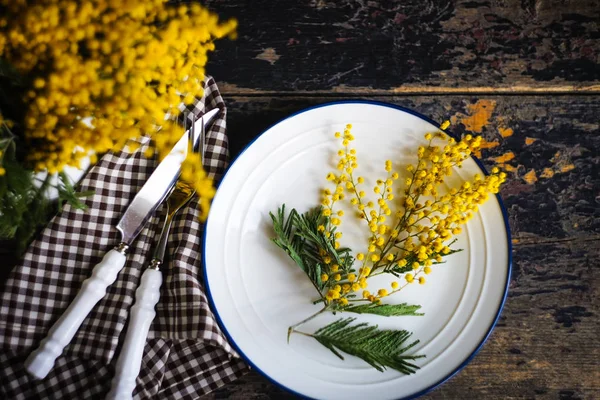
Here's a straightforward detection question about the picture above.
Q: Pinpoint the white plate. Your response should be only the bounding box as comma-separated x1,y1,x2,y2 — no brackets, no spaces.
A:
204,101,511,400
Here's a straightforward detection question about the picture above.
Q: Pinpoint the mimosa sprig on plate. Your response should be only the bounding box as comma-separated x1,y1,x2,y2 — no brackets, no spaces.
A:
271,122,506,374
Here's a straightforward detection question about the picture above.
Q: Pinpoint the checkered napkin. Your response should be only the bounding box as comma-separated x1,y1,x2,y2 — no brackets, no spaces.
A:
0,76,248,399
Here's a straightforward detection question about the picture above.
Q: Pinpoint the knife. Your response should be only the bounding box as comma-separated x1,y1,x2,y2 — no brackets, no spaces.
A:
106,114,202,400
25,108,220,380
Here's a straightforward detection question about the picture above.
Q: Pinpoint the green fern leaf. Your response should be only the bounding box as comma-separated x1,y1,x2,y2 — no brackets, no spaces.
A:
311,318,424,374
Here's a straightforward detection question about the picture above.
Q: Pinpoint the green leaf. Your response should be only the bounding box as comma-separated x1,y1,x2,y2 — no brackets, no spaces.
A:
0,138,45,243
271,205,354,296
344,303,424,316
440,248,462,257
270,205,307,273
57,172,91,212
0,129,96,255
311,318,424,374
314,263,323,288
387,264,414,276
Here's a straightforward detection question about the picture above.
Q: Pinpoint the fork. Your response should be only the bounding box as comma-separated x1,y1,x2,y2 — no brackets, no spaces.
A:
106,113,200,400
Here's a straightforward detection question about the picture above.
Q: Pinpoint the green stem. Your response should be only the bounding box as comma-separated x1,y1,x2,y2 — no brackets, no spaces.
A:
291,330,314,338
287,306,329,343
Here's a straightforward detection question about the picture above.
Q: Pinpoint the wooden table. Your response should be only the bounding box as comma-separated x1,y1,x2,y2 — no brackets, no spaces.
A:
202,0,600,399
1,1,597,399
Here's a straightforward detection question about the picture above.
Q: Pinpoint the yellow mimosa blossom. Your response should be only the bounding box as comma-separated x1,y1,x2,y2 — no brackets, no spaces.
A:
314,125,505,308
0,0,237,220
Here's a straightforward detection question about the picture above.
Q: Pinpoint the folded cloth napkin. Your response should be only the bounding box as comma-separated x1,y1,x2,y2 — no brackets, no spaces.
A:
0,76,248,399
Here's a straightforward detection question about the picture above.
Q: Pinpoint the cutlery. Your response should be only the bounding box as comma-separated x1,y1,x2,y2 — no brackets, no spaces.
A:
106,115,201,400
25,108,219,380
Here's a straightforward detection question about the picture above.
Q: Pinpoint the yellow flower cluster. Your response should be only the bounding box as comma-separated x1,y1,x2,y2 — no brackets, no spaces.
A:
320,124,356,246
320,122,506,307
0,0,236,197
180,154,216,221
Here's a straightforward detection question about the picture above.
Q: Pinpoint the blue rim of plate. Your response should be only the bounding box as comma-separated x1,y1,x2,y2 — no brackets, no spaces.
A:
202,99,512,400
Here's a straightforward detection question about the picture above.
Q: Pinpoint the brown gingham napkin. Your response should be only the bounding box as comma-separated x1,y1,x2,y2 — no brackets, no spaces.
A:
0,76,248,399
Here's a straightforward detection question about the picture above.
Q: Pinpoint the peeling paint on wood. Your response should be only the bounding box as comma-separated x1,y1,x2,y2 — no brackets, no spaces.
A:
5,1,600,397
451,99,496,133
216,83,600,96
224,95,600,241
540,167,555,178
254,48,281,65
208,93,600,399
205,0,600,92
194,2,600,395
523,169,538,184
473,138,500,157
491,151,516,164
205,240,600,400
499,127,514,138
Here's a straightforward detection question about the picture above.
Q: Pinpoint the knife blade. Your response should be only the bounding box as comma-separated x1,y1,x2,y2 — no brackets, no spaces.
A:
25,108,220,380
117,107,218,246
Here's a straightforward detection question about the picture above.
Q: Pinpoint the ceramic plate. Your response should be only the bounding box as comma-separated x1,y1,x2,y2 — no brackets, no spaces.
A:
203,101,511,400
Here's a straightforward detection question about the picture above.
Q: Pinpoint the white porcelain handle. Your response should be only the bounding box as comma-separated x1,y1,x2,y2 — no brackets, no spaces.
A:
106,268,162,400
25,249,127,380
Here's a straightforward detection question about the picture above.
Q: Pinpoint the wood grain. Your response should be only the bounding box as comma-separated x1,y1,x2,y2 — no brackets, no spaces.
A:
224,95,600,242
205,0,600,94
205,239,600,400
3,1,600,395
199,94,600,399
1,93,597,399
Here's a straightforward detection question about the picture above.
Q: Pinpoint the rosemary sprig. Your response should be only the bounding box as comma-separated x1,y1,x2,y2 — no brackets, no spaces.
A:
270,205,325,294
270,205,353,295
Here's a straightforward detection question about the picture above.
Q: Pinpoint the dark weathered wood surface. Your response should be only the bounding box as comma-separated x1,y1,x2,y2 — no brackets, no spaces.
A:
202,0,600,394
1,0,599,399
204,237,600,400
201,95,600,399
205,0,600,94
224,95,600,241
